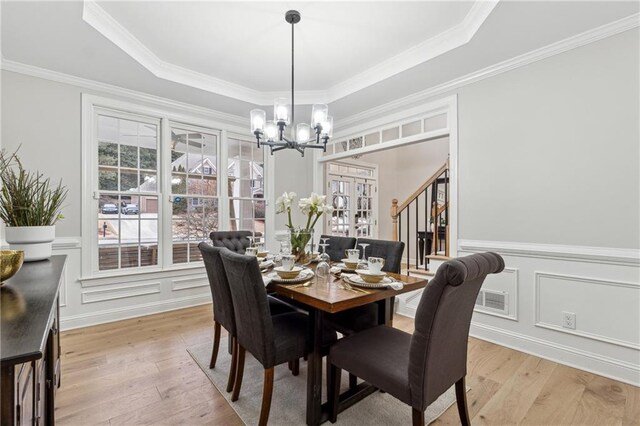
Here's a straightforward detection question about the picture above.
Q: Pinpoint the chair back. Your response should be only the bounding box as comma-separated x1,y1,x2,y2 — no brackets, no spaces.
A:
355,238,405,273
408,252,504,410
198,243,236,336
321,234,357,262
219,249,276,367
210,230,254,254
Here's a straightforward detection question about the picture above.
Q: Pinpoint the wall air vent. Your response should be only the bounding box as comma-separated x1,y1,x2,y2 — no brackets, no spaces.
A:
475,289,508,315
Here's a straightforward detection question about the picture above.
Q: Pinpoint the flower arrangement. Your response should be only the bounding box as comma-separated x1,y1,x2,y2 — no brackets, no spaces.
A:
276,192,333,263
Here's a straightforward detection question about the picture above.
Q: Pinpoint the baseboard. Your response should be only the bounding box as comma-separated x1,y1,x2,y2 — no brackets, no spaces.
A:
60,294,212,331
469,322,640,387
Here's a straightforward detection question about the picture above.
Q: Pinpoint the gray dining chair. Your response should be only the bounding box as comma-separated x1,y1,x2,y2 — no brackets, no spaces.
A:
320,234,357,262
198,243,295,393
220,249,337,426
328,252,505,426
210,230,260,253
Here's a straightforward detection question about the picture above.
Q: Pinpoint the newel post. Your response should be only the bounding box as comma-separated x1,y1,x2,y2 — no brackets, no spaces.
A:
391,199,399,241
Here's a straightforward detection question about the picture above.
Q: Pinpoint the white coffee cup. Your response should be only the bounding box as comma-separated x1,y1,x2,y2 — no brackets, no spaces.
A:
281,254,296,271
245,247,258,256
345,249,360,261
368,257,385,274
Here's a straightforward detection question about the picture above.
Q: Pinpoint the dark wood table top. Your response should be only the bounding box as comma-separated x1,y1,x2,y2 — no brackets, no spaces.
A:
1,255,66,366
267,264,428,314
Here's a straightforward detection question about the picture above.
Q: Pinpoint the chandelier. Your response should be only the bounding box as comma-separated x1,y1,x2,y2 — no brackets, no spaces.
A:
249,10,333,156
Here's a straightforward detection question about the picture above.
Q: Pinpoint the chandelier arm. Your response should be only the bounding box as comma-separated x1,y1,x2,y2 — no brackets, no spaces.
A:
291,15,295,124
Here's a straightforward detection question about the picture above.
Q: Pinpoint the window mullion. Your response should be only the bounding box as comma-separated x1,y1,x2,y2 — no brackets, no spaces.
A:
219,130,230,231
160,117,172,269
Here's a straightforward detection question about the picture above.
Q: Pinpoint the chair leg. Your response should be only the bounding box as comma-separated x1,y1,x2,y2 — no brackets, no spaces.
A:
412,408,425,426
209,321,221,368
231,345,246,402
349,373,358,390
288,360,293,371
292,358,300,376
455,376,471,426
226,336,237,393
328,363,341,423
258,367,275,426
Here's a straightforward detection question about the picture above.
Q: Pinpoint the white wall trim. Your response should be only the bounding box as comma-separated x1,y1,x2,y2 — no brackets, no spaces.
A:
1,236,82,250
171,275,209,291
534,271,640,350
81,0,496,105
60,293,211,331
335,12,640,130
0,60,247,129
458,239,640,266
81,281,161,304
470,322,640,387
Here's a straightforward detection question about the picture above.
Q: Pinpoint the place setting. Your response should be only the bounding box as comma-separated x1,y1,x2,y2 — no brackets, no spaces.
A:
266,254,315,286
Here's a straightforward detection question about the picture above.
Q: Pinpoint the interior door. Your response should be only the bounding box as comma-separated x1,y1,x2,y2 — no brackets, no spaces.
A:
326,162,377,238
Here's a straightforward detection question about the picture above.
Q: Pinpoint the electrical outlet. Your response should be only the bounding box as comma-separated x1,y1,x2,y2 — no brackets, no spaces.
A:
562,311,576,330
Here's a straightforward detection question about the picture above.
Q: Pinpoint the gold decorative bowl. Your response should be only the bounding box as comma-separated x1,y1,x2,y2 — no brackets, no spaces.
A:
1,250,25,284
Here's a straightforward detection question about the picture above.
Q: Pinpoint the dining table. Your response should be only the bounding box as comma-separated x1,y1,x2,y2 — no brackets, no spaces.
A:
265,263,429,426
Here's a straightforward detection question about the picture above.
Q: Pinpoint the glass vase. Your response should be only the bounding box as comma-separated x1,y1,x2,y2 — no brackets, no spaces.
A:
290,228,314,265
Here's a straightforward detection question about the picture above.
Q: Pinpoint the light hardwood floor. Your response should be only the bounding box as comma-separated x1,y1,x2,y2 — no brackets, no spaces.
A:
56,305,639,425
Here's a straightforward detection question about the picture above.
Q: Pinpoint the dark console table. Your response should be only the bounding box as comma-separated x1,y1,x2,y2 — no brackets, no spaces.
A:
1,255,66,425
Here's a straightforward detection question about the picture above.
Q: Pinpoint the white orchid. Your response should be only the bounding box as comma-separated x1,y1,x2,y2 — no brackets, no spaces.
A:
275,191,297,214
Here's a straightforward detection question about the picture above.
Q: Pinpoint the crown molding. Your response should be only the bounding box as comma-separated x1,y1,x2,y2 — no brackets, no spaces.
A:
326,0,498,103
81,0,496,105
0,59,248,128
335,12,640,131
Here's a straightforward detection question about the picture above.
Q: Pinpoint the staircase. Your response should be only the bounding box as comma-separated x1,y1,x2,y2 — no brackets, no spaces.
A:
391,160,451,316
390,160,451,279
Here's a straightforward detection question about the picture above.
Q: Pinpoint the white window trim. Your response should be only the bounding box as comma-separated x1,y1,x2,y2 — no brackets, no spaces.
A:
81,93,266,281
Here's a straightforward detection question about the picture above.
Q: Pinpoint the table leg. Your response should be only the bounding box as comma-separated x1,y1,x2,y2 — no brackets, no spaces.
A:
377,297,393,326
306,308,323,426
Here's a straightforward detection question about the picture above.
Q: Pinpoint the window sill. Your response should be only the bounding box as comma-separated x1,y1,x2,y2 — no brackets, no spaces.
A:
79,263,207,288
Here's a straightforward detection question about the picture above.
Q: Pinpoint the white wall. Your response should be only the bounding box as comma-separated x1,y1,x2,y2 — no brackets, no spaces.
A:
0,70,314,329
335,29,640,385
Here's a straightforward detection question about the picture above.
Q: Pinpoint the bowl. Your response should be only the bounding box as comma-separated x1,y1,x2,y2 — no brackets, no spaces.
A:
1,250,25,284
274,266,303,279
355,269,386,283
341,259,359,270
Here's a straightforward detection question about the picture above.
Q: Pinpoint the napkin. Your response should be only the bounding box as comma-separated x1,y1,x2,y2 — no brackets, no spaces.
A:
262,275,272,287
330,266,342,275
260,259,274,270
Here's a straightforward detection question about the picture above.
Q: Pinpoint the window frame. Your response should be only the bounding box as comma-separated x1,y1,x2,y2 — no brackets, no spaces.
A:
81,94,271,280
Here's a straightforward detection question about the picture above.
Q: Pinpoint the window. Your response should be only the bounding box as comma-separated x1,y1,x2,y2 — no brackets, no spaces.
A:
83,96,270,277
170,125,219,264
228,136,265,235
96,113,160,271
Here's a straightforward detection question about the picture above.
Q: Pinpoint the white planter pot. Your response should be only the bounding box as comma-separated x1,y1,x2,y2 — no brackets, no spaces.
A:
5,226,56,262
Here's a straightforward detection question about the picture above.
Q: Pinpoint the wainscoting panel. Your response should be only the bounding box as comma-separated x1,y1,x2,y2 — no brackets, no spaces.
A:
535,271,640,350
81,282,162,304
172,275,209,291
474,267,519,321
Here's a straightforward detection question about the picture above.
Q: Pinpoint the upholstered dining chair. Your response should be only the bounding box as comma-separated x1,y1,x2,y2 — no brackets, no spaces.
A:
328,252,505,426
209,230,259,254
198,243,295,394
320,234,357,262
325,238,405,335
220,249,337,426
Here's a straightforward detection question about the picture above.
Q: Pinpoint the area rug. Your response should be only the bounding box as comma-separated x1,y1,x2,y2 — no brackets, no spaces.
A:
188,342,461,425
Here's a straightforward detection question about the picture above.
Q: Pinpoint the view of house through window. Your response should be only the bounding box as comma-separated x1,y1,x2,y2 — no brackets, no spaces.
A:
170,126,219,264
97,113,160,270
228,137,265,236
93,108,266,273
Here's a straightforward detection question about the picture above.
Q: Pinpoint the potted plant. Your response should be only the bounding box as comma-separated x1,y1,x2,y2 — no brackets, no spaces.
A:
276,192,333,264
0,148,68,261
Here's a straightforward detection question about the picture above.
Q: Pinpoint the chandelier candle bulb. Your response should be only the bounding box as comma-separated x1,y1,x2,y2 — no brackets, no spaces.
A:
311,104,329,126
265,121,278,141
321,116,334,137
296,123,311,142
274,97,290,124
250,109,266,132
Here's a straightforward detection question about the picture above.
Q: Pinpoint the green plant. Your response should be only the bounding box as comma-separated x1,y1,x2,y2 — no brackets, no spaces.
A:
0,148,68,226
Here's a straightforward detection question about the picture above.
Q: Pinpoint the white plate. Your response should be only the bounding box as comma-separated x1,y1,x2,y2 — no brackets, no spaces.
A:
355,269,386,276
268,268,314,284
336,262,358,272
343,274,402,289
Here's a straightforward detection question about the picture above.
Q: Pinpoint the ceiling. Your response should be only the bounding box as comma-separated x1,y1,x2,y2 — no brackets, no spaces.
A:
2,1,638,120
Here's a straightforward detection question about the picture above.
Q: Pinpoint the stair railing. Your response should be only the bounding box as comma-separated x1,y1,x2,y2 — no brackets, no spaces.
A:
391,160,449,273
